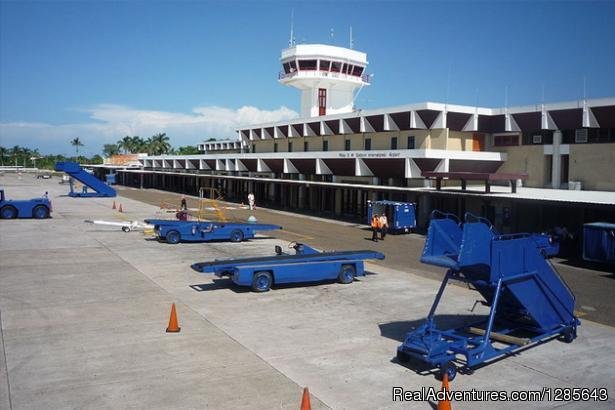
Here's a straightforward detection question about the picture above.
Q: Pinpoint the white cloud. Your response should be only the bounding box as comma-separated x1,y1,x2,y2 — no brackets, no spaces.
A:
0,104,298,155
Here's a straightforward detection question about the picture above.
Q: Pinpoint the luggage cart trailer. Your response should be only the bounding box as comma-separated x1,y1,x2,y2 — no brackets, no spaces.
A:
397,212,579,380
193,242,385,292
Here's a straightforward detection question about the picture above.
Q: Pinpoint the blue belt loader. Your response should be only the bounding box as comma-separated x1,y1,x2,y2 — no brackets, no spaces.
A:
397,211,579,380
192,242,385,292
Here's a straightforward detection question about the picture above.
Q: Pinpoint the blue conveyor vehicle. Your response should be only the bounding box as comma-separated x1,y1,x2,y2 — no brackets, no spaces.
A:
144,219,282,244
367,200,416,233
582,222,615,265
0,188,52,219
54,162,117,197
396,211,579,381
192,242,385,292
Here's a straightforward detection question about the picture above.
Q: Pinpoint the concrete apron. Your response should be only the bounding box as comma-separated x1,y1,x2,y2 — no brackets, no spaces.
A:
1,174,614,409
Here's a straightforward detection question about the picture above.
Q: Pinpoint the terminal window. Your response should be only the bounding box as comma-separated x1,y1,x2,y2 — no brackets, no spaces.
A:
288,142,293,152
407,135,415,149
345,139,351,151
391,137,398,150
274,143,278,152
304,141,309,151
365,138,372,150
323,140,329,151
494,135,520,146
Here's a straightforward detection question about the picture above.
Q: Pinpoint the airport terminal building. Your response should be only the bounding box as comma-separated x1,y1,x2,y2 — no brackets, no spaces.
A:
114,43,615,234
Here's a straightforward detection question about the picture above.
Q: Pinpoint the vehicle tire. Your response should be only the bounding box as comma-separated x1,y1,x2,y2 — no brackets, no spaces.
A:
251,271,272,292
166,230,181,244
32,205,49,219
561,326,576,343
396,349,410,363
0,206,17,219
230,229,244,242
122,226,131,233
338,264,356,284
440,362,457,381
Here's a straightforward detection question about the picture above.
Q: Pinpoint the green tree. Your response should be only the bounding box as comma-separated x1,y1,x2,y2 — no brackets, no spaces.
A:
70,137,84,156
118,136,133,153
0,146,7,165
102,143,120,157
175,145,200,155
148,133,171,155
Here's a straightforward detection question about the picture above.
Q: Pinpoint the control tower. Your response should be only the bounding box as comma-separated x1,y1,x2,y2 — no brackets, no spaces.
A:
278,44,369,118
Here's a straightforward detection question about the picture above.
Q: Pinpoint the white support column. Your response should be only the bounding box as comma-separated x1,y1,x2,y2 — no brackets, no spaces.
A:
355,158,373,176
410,111,427,129
303,123,316,137
582,102,599,128
215,159,226,171
320,121,333,135
199,159,211,170
225,159,235,171
432,111,447,129
384,114,399,131
339,119,353,134
435,158,449,172
360,116,375,132
404,158,422,178
283,159,299,173
541,106,557,129
504,114,521,132
257,159,271,172
462,114,479,132
186,159,196,169
551,130,562,189
288,124,300,138
235,160,248,171
249,129,256,140
315,159,332,175
261,128,272,139
273,127,282,139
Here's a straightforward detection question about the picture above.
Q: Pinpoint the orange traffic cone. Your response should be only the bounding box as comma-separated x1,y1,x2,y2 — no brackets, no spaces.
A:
118,204,123,213
166,303,181,333
300,387,311,410
437,372,452,410
112,200,116,210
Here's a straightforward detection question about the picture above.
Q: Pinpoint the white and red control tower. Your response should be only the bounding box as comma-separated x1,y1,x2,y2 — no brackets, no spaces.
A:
278,44,369,118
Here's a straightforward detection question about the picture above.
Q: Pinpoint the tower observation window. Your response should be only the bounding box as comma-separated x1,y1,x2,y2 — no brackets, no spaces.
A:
298,60,317,70
352,66,364,77
319,60,331,71
330,61,342,73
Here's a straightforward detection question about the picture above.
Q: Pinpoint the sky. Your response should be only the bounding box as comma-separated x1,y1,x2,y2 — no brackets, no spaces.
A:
1,0,614,156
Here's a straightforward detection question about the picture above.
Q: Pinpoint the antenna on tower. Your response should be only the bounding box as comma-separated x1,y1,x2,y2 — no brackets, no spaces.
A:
288,9,295,47
349,26,354,49
583,75,587,100
330,28,334,44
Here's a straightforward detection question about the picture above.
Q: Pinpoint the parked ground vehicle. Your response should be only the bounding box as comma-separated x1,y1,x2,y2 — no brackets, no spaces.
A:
397,212,578,380
144,219,281,244
0,188,52,219
582,222,615,265
192,242,385,292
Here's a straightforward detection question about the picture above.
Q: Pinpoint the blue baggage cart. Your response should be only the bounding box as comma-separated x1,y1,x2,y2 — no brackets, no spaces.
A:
583,222,615,264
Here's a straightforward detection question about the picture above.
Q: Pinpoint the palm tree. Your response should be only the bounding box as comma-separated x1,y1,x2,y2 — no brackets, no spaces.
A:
118,136,133,153
102,143,120,157
10,145,22,166
148,133,171,155
70,137,84,156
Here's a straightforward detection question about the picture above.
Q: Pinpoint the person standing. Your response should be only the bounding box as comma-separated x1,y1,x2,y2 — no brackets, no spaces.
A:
371,214,380,242
180,195,187,211
379,213,389,240
247,192,255,210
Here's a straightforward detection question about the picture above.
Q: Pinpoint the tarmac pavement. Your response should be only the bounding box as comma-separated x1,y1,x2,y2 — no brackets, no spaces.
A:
1,173,614,409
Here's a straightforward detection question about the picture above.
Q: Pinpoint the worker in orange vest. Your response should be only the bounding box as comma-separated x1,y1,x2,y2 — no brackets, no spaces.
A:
371,214,381,242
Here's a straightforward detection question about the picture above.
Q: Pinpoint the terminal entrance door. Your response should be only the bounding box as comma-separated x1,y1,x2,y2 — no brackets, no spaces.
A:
318,88,326,116
472,133,485,151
